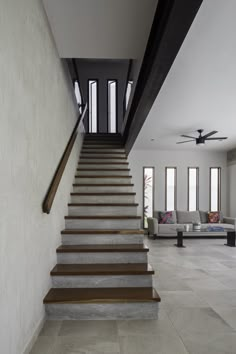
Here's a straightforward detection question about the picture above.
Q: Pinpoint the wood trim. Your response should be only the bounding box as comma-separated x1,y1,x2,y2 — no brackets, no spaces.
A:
123,0,203,153
42,104,87,214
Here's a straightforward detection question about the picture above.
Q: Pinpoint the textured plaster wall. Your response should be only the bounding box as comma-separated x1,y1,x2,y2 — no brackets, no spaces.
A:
128,149,227,220
0,1,83,353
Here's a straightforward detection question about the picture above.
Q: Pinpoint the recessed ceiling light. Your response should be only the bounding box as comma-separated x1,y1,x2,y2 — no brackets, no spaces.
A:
151,139,155,141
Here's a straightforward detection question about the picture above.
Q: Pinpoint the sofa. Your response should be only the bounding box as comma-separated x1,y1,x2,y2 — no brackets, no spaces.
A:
147,210,236,238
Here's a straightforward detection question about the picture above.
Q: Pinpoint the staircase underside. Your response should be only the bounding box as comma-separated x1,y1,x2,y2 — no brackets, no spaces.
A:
44,134,160,319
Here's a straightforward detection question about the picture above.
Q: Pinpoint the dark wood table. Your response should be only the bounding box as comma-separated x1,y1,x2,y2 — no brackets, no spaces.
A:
174,228,236,248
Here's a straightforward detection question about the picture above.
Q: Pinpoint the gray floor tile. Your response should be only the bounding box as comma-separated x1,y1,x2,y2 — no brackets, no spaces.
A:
58,320,118,338
39,320,62,337
30,336,56,354
168,307,233,335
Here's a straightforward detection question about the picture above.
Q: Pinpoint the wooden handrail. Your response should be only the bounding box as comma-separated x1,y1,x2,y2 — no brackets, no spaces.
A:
42,104,87,214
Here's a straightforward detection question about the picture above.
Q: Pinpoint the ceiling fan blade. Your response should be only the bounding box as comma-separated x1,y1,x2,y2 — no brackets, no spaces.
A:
202,130,218,139
176,140,195,144
181,135,196,139
205,137,228,140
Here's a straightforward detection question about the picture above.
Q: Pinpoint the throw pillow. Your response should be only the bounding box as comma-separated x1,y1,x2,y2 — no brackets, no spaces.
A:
208,212,220,223
199,210,208,223
159,211,175,224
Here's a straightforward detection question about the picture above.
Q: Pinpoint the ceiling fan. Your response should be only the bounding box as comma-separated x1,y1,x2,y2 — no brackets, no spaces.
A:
177,129,228,146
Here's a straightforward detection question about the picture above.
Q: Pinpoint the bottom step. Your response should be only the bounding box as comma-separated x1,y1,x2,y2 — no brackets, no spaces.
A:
44,287,160,320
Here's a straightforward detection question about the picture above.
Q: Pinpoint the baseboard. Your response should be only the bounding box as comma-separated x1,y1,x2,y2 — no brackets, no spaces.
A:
22,315,46,354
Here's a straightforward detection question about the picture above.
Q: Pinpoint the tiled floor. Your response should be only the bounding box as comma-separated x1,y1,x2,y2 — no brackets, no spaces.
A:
30,238,236,354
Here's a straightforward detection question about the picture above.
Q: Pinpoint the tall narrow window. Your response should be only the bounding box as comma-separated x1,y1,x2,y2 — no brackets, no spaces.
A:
210,167,221,211
165,167,177,210
74,80,82,112
188,167,199,211
143,167,154,228
108,80,117,133
125,80,133,110
88,80,98,133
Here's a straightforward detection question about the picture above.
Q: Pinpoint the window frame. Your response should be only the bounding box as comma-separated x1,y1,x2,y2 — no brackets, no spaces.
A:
143,167,155,229
107,79,118,133
209,167,221,211
165,167,177,211
187,167,199,211
88,79,98,133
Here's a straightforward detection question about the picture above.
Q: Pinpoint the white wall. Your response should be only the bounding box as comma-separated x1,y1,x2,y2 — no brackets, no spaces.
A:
128,150,227,219
0,1,83,353
227,164,236,217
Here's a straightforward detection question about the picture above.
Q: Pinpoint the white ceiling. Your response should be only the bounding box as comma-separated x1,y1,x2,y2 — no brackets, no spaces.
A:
133,0,236,152
43,0,158,59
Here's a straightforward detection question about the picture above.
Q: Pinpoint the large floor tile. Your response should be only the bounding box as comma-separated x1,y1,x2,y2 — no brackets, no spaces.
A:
58,320,118,338
53,336,120,354
168,307,233,335
196,290,236,308
30,336,56,354
180,332,236,354
119,334,189,354
159,290,209,312
39,320,62,337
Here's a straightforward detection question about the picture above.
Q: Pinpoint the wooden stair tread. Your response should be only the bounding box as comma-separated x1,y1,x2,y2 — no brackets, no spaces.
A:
81,151,126,154
61,229,144,235
65,215,141,219
68,203,138,207
75,174,131,177
43,287,160,304
77,169,130,171
51,263,154,276
56,244,148,253
80,156,127,159
78,162,128,165
72,184,134,187
71,192,136,196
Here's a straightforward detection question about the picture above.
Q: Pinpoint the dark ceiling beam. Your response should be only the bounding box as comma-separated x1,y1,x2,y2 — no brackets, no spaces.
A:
123,0,203,153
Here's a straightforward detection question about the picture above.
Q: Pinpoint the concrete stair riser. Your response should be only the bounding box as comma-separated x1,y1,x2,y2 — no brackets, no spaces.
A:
65,218,141,229
70,194,135,204
72,185,133,193
52,275,152,288
57,252,147,264
81,149,126,153
61,234,144,245
74,177,132,184
80,153,126,158
76,169,130,176
79,158,127,163
68,205,137,216
45,303,159,320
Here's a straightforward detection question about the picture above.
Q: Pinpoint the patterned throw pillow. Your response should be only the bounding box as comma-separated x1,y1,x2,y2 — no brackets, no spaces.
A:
159,211,174,224
208,212,220,223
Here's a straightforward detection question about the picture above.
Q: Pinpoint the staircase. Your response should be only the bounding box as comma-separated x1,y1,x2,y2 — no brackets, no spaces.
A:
44,134,160,319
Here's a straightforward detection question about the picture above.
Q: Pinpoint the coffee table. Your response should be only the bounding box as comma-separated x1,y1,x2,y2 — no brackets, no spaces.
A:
175,227,236,248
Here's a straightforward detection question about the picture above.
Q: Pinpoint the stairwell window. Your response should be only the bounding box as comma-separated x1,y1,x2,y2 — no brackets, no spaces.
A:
74,80,82,113
107,80,117,133
143,167,154,228
188,167,199,211
210,167,221,211
88,80,98,133
125,80,133,110
165,167,177,211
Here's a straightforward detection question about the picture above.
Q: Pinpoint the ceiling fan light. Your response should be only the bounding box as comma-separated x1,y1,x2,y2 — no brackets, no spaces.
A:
197,142,205,146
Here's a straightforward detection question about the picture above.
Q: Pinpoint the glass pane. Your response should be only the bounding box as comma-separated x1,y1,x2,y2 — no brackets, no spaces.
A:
143,167,154,228
125,80,133,110
88,80,97,133
74,81,82,107
210,168,220,211
189,168,198,211
108,80,117,133
166,168,176,210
